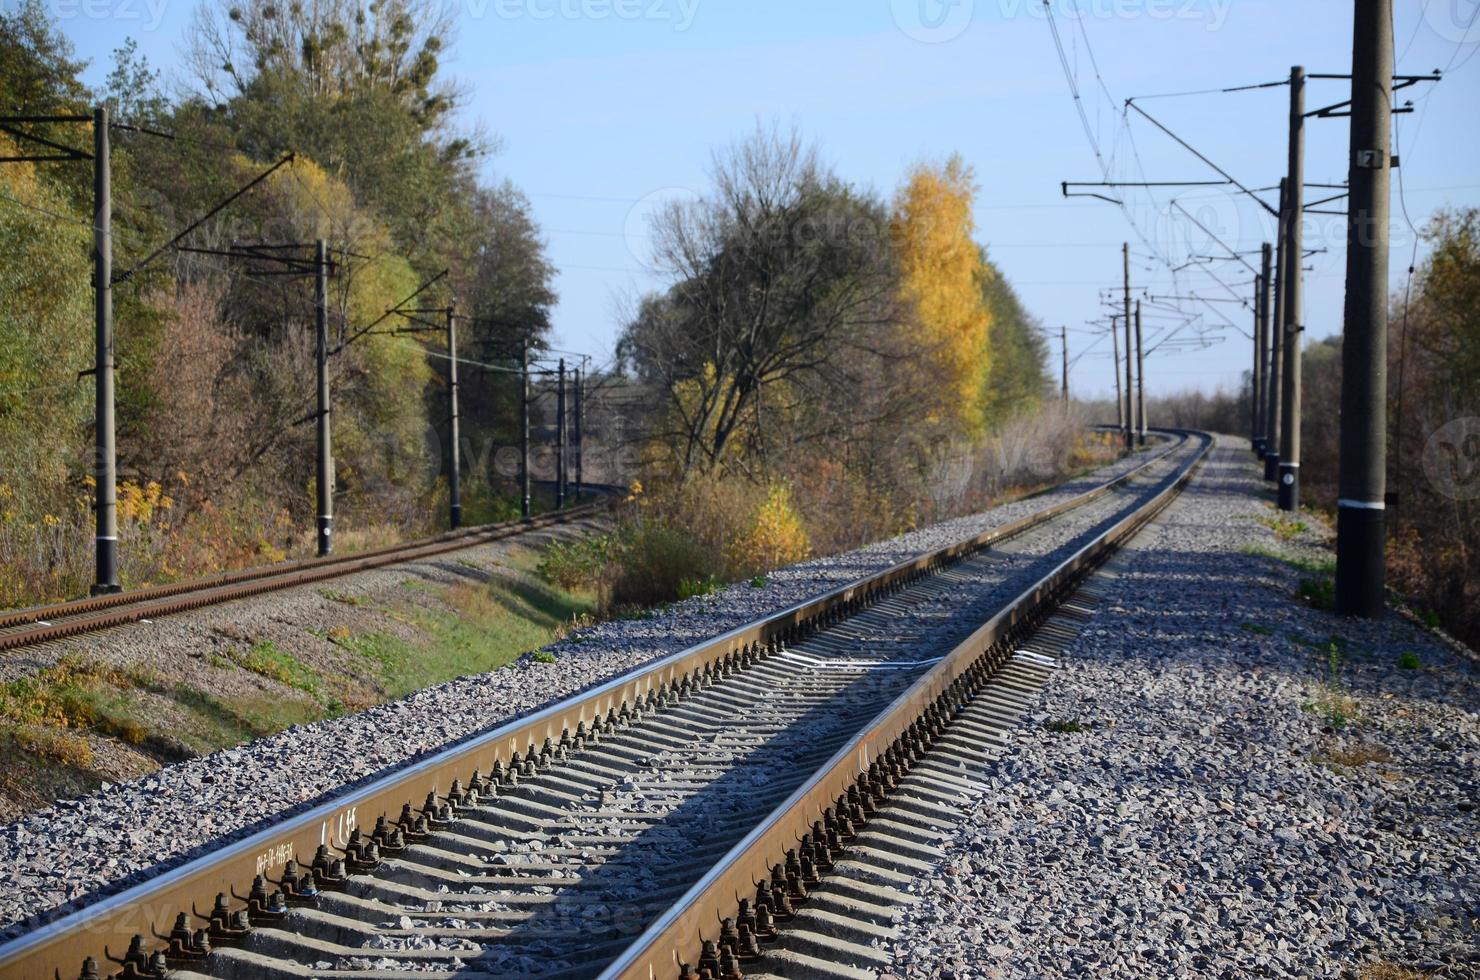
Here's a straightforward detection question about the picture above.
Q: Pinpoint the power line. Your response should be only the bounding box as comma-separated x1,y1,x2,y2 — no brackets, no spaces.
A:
0,189,91,226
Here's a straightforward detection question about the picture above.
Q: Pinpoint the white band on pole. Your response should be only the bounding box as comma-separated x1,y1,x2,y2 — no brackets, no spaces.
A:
1338,499,1385,510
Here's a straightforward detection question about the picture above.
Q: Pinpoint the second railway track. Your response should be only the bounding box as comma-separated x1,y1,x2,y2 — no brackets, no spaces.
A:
0,487,618,653
0,433,1209,980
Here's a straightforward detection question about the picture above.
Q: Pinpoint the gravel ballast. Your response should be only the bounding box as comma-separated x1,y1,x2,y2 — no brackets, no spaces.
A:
887,436,1479,979
0,448,1160,937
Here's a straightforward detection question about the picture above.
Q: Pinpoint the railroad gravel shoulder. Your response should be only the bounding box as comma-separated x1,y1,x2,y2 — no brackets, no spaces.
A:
0,449,1159,937
886,436,1479,980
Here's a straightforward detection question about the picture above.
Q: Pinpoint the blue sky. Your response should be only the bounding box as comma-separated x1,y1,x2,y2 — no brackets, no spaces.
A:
46,0,1480,398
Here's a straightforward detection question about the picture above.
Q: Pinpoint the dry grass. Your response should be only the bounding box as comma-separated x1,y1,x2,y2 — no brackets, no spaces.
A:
0,656,154,766
1358,962,1430,980
1317,741,1393,769
1305,689,1363,730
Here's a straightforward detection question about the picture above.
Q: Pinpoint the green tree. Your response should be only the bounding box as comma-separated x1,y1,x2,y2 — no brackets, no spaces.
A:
979,254,1051,423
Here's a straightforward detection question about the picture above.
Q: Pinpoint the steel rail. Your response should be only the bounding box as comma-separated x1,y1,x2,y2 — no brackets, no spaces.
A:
0,441,1186,980
602,430,1212,979
0,486,622,651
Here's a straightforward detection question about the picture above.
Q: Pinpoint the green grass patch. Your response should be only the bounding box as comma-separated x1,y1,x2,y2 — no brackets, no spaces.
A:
1397,651,1422,670
1241,622,1274,636
531,651,557,664
164,684,324,748
1302,641,1362,730
1043,719,1087,733
333,571,597,700
233,641,323,697
1240,543,1336,576
750,575,767,588
678,574,719,600
1298,576,1336,611
1259,512,1310,542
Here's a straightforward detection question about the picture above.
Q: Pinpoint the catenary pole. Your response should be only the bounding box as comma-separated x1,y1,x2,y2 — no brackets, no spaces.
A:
1336,0,1393,617
1265,179,1287,482
1135,300,1146,446
555,358,567,509
447,304,462,529
1122,243,1134,451
1278,65,1306,512
1251,272,1262,451
574,365,584,500
91,106,120,594
1061,326,1069,401
314,239,333,556
1256,243,1273,457
1111,316,1123,432
520,338,531,519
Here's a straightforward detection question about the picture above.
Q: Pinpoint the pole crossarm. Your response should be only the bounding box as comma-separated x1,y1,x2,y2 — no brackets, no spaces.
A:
0,121,91,161
1145,293,1248,304
177,241,335,278
335,269,449,354
1170,200,1260,276
1305,191,1350,209
1306,72,1438,118
1060,186,1124,205
1124,102,1279,216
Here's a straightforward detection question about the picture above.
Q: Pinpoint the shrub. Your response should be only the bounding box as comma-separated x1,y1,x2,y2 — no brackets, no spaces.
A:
536,535,618,592
609,524,714,608
727,483,810,574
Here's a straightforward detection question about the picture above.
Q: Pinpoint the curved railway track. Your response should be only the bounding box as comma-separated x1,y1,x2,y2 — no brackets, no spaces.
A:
0,486,619,653
0,434,1209,980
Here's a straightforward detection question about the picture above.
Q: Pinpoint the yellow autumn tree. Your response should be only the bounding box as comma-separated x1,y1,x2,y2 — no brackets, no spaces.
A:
890,156,993,436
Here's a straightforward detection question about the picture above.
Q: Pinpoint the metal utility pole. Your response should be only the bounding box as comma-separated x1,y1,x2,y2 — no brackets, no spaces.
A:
573,365,584,500
1254,243,1273,457
314,239,333,556
1336,0,1393,618
1278,65,1306,512
1135,300,1146,446
519,338,531,519
1265,179,1288,482
1111,317,1124,432
446,304,462,530
1061,326,1069,401
1251,272,1263,451
90,107,120,594
1122,243,1134,451
555,358,567,509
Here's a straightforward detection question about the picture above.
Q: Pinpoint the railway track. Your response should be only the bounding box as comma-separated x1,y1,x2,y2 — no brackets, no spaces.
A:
0,487,618,653
0,434,1209,980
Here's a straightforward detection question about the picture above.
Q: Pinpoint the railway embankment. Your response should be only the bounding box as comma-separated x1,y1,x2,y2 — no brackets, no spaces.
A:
0,446,1162,938
887,437,1478,979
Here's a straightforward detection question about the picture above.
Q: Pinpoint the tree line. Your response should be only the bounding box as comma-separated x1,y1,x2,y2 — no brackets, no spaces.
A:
615,126,1054,562
1,5,1059,609
0,0,555,604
